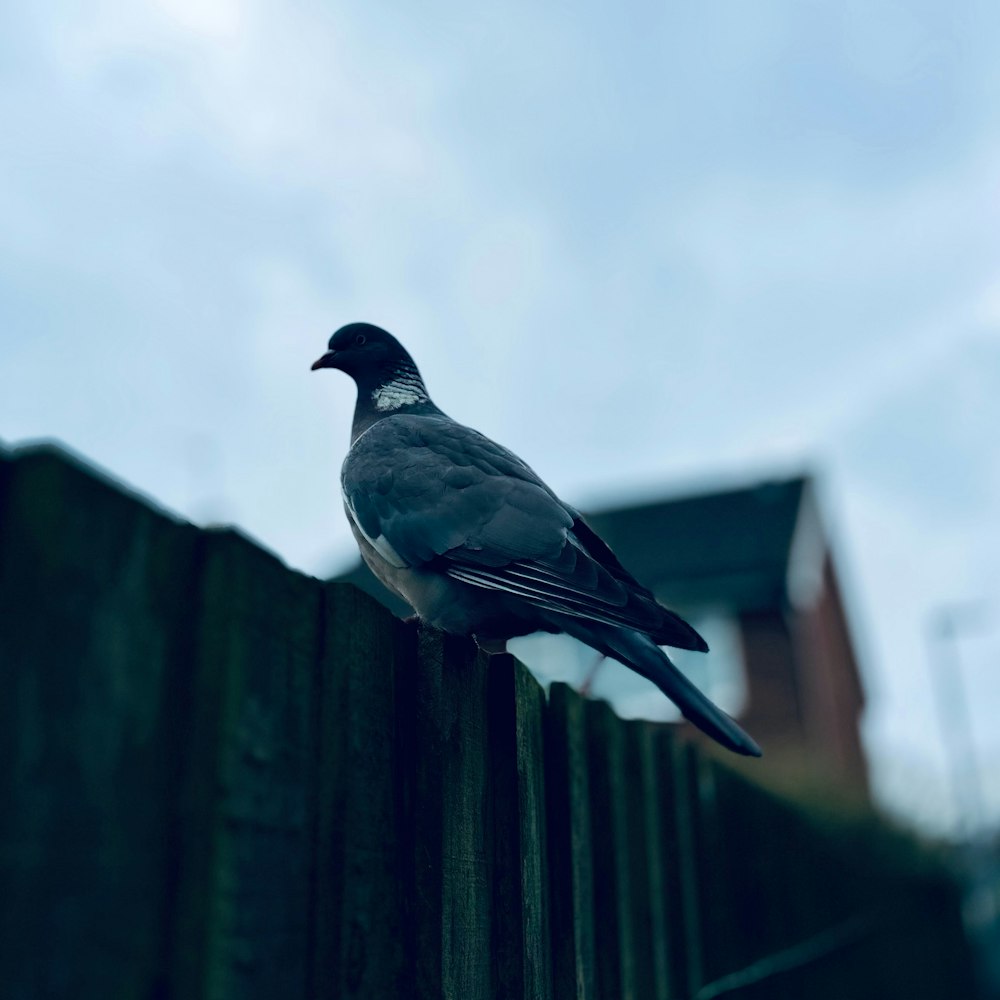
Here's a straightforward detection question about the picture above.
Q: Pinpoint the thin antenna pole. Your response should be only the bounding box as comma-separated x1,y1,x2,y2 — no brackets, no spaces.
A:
926,604,988,838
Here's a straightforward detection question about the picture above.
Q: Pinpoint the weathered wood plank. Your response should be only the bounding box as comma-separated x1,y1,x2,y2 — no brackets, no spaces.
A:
544,683,596,1000
487,652,553,1000
584,699,634,999
670,741,704,998
393,621,440,1000
0,446,202,1000
628,722,670,1000
170,528,323,1000
648,726,690,1000
312,583,406,998
439,633,494,1000
398,626,494,1000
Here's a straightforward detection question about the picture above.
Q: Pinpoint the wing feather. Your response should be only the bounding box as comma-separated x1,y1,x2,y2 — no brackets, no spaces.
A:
343,413,707,651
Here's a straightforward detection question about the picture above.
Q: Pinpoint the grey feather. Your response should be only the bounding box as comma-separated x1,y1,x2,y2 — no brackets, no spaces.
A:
316,322,761,757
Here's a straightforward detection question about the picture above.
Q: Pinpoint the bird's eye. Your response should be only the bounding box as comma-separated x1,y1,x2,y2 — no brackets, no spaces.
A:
354,333,367,347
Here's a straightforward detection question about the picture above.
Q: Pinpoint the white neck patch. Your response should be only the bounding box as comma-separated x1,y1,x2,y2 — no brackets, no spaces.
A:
371,365,428,412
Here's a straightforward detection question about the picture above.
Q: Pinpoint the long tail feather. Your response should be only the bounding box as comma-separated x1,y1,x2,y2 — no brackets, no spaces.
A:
569,622,762,757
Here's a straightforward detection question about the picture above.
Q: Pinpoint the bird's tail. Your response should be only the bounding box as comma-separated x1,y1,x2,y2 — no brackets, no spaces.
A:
571,623,762,757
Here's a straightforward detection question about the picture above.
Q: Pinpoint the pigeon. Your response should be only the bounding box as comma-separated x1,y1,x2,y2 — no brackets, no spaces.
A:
312,322,762,757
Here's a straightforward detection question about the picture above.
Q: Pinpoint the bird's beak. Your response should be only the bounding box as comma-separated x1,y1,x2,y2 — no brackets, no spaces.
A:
311,350,339,371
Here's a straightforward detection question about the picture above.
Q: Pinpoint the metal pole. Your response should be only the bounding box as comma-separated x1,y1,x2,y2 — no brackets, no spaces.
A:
926,605,988,838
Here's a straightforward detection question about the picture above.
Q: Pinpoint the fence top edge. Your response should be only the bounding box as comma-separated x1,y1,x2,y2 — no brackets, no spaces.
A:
324,580,406,622
200,523,316,579
9,438,188,526
5,437,335,584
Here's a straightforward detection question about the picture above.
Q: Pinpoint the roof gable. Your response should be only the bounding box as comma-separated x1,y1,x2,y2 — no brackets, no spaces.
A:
583,477,810,611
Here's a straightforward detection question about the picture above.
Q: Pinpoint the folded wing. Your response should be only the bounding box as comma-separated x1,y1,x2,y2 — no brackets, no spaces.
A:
344,414,708,652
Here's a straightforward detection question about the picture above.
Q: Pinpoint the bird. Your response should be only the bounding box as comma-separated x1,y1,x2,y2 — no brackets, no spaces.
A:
312,322,762,757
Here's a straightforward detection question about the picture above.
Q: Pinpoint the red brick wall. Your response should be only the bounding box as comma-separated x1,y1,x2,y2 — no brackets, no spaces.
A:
733,555,868,795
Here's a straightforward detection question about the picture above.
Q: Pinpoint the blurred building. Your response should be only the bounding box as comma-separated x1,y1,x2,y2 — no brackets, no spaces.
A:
335,474,869,797
584,476,868,795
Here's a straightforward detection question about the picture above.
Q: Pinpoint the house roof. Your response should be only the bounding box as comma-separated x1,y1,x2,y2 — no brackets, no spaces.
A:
583,476,810,612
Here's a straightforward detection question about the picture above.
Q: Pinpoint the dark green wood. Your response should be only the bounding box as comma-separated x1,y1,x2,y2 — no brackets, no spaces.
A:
0,442,11,533
629,722,670,1000
487,653,553,1000
441,635,494,1000
0,444,984,1000
544,683,596,1000
392,620,437,999
584,699,634,1000
670,741,704,997
708,765,794,1000
0,446,202,1000
690,753,748,990
400,626,494,1000
170,528,323,1000
312,583,405,998
702,765,777,1000
648,727,688,1000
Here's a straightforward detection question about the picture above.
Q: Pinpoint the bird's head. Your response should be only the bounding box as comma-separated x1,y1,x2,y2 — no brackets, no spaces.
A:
310,322,412,381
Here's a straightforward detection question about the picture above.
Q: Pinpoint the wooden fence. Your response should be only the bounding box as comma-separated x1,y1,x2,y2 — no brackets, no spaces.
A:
0,443,977,999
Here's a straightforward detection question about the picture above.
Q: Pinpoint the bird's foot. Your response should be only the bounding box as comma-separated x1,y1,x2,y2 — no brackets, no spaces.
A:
475,635,507,655
579,652,607,697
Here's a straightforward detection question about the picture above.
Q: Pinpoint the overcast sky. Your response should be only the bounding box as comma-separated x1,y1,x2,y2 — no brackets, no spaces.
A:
2,0,998,836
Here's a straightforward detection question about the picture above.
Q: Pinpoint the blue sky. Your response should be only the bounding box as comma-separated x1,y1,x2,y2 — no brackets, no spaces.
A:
2,0,999,835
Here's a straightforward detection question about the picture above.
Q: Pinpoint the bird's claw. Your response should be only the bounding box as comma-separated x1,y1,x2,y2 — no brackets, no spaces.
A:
475,635,507,654
580,652,606,697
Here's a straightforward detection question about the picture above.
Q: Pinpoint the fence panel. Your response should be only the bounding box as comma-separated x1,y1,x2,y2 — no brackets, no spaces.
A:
170,529,324,1000
487,652,553,1000
0,444,981,1000
544,684,597,1000
629,721,671,1000
398,627,495,999
312,583,407,998
584,697,633,999
0,447,202,1000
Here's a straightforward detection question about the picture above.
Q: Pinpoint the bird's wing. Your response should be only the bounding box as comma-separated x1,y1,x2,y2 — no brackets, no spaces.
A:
343,414,707,649
561,513,707,651
343,414,570,565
